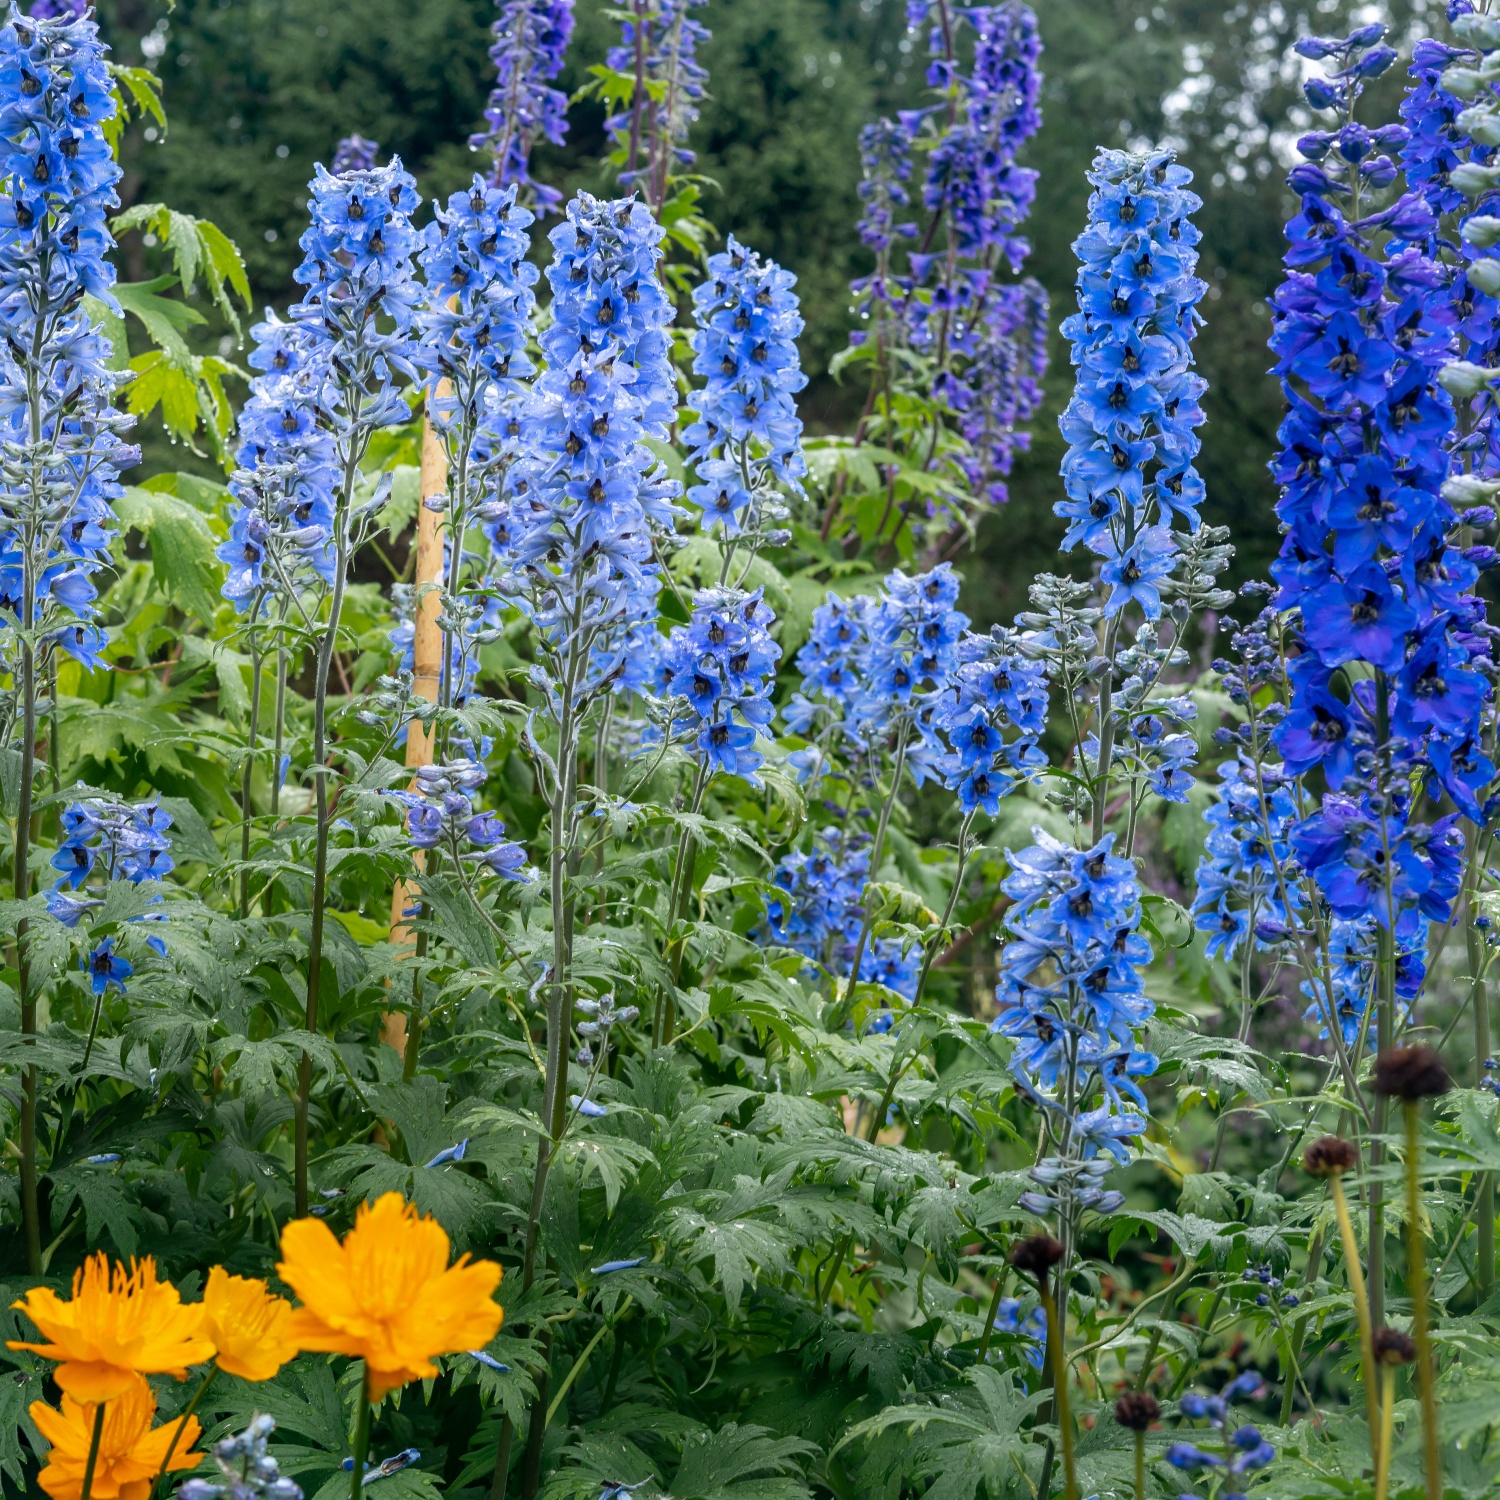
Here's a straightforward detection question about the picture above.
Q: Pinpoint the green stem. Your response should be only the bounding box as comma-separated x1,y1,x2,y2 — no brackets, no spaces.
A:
1040,1283,1077,1500
1331,1176,1380,1465
1406,1102,1441,1500
240,640,265,921
976,1275,1006,1364
1376,1365,1395,1500
1368,925,1394,1331
1469,907,1495,1297
1133,1430,1145,1500
349,1370,372,1500
148,1366,216,1500
837,723,910,1023
79,1401,106,1500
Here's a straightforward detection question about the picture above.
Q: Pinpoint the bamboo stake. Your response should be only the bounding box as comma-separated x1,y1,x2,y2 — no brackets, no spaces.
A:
383,401,449,1057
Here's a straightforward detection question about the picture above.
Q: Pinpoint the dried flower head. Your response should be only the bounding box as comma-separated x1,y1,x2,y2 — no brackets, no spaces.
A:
1009,1235,1065,1278
1372,1045,1452,1101
1373,1327,1416,1365
1113,1390,1161,1430
1303,1135,1359,1178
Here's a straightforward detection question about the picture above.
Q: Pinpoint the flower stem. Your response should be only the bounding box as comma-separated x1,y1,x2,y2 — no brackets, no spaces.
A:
349,1370,372,1500
1368,923,1394,1330
296,461,355,1218
240,640,265,921
79,1400,106,1500
1330,1173,1381,1471
1376,1365,1395,1500
148,1365,216,1500
1039,1280,1077,1500
1405,1101,1441,1500
1468,904,1494,1295
1133,1429,1145,1500
976,1274,1006,1363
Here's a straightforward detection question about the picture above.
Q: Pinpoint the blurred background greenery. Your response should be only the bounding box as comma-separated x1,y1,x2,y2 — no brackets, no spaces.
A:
94,0,1444,622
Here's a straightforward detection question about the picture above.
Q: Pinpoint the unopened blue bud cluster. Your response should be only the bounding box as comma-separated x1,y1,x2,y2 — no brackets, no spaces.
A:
684,237,807,540
180,1415,303,1500
1058,146,1207,620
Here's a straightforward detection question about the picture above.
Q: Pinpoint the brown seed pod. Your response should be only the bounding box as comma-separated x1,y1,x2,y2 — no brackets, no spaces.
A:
1009,1235,1065,1278
1372,1327,1416,1366
1372,1045,1452,1101
1303,1135,1359,1178
1113,1390,1161,1431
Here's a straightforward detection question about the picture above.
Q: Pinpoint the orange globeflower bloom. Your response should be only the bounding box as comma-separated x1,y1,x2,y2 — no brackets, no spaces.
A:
30,1376,202,1500
9,1255,214,1402
200,1266,300,1382
278,1192,502,1400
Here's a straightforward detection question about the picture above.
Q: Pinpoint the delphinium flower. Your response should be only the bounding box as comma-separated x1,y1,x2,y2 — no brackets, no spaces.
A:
761,829,916,1004
412,175,537,716
1057,146,1207,619
848,114,919,347
333,134,379,175
1262,21,1489,1329
219,310,336,613
782,592,876,781
652,586,781,785
285,155,422,1216
991,830,1157,1254
487,192,679,703
928,626,1048,816
912,3,1049,511
390,757,532,883
1269,27,1477,962
0,2,142,1273
179,1414,303,1500
479,194,680,1382
844,4,1047,536
469,0,575,212
606,0,710,212
1165,1371,1275,1488
683,238,806,565
46,793,173,975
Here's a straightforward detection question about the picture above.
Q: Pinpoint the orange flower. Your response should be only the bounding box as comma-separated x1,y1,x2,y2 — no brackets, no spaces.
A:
278,1192,502,1400
200,1267,300,1382
9,1255,214,1403
30,1376,201,1500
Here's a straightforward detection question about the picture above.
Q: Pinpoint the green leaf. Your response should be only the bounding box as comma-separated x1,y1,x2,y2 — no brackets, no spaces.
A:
116,483,224,621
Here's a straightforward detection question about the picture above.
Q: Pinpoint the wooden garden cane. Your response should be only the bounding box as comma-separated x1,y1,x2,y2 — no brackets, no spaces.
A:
382,394,449,1057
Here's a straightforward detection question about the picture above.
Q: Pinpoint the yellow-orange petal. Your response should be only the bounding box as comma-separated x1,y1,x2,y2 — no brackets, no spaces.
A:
278,1193,503,1400
200,1267,300,1383
30,1376,199,1500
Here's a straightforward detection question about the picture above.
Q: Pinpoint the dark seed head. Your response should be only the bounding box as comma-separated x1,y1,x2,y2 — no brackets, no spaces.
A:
1303,1135,1358,1179
1009,1235,1065,1278
1373,1327,1416,1366
1113,1391,1160,1431
1372,1045,1452,1101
